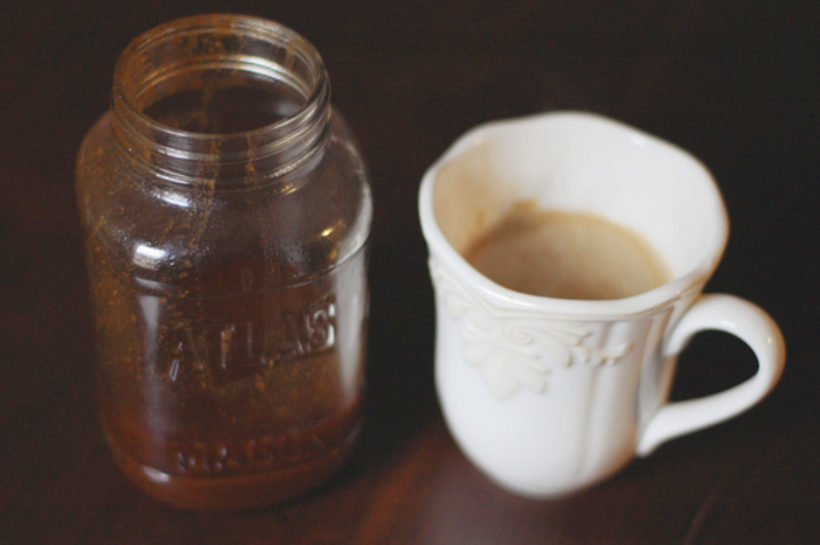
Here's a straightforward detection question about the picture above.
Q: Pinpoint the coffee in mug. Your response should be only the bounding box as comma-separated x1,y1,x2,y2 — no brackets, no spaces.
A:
463,200,671,300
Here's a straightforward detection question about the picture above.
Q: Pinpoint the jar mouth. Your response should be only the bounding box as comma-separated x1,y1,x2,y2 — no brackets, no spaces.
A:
112,14,331,184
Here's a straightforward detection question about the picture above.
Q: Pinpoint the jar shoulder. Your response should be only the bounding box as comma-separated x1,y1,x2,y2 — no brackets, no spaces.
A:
76,110,372,282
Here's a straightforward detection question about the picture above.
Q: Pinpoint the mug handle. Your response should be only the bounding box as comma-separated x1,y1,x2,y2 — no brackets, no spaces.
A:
636,294,786,456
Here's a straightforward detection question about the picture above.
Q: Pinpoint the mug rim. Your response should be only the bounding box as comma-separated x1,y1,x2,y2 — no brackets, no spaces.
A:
418,110,729,319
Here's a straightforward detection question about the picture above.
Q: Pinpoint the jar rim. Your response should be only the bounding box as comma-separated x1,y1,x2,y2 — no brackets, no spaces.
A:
111,14,331,183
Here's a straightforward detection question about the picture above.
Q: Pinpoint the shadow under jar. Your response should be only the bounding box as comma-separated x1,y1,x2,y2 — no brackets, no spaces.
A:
75,15,372,510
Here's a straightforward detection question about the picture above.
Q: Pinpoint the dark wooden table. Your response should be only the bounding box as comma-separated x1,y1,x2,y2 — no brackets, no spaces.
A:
2,1,817,543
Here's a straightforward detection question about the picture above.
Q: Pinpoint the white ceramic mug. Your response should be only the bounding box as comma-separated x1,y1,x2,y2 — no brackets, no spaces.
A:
418,111,786,498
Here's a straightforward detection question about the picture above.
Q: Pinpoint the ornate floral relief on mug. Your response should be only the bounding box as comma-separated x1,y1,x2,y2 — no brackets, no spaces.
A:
430,257,632,399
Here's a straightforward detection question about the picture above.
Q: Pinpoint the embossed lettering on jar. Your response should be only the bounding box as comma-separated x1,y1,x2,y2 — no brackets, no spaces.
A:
75,15,372,510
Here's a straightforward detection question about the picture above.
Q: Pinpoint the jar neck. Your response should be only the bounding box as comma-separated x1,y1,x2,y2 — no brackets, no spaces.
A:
111,15,330,186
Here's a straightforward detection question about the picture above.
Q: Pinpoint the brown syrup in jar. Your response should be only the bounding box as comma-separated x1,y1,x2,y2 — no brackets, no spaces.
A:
89,249,367,510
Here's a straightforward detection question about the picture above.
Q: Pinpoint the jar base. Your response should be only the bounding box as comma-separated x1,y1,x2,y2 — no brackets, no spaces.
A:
106,424,361,511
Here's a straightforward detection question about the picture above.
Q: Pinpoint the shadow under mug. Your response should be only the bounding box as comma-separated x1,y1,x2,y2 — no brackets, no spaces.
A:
418,111,786,498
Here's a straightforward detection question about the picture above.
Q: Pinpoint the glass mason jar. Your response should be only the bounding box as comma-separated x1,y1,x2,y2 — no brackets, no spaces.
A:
75,15,372,510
